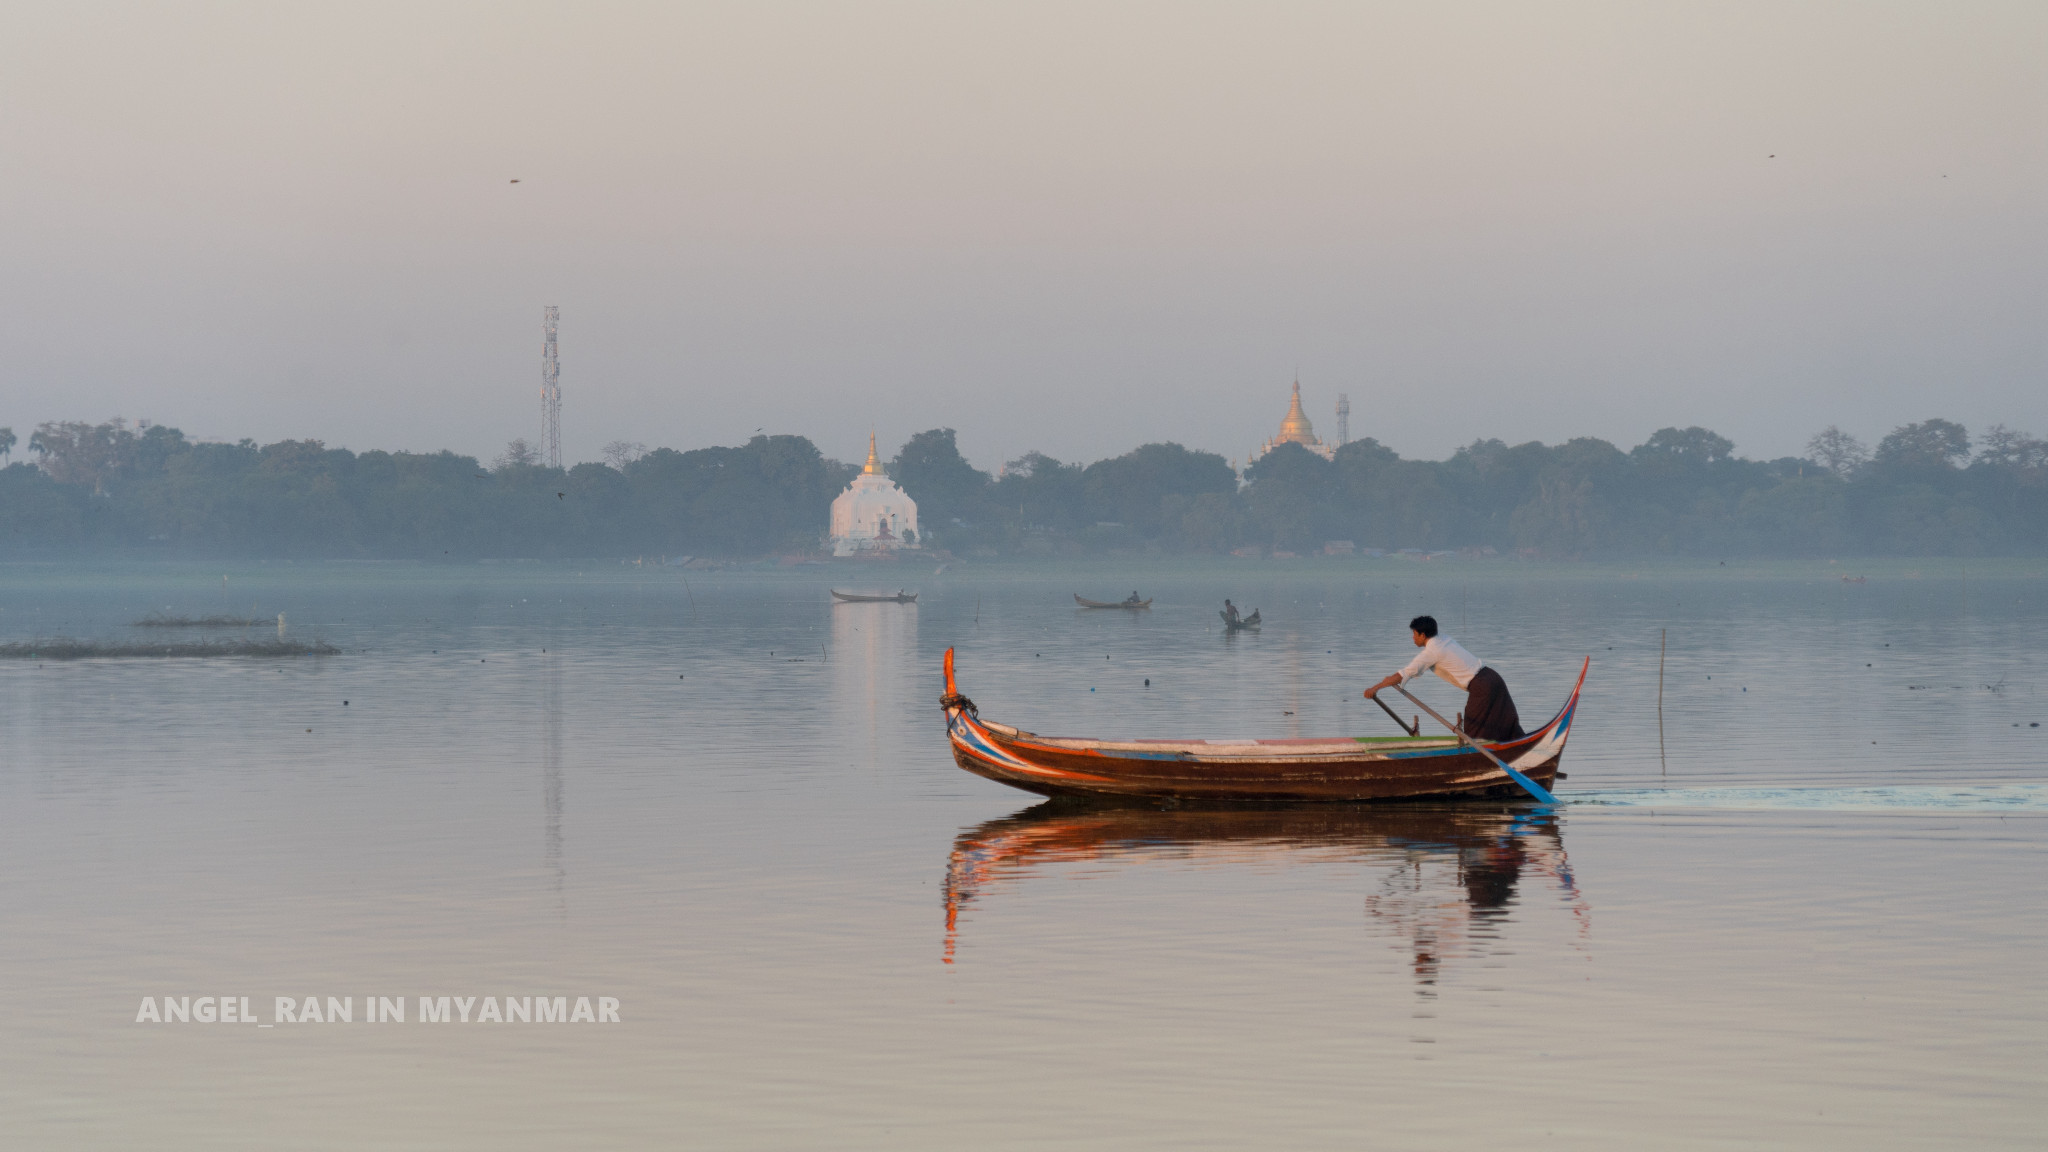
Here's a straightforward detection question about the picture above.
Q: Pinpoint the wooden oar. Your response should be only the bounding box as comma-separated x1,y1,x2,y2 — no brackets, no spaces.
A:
1391,684,1559,805
1370,693,1419,736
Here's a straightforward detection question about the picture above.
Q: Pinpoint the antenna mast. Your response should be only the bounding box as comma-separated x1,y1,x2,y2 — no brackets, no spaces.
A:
1335,392,1350,446
541,306,562,469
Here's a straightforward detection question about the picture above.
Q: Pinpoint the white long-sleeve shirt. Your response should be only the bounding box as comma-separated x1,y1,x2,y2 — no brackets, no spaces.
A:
1397,636,1486,691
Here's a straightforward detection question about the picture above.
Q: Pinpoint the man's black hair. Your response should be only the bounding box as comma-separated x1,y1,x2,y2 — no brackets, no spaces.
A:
1409,615,1438,638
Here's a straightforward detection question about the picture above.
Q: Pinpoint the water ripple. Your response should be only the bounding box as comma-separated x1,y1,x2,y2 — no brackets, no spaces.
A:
1572,784,2048,812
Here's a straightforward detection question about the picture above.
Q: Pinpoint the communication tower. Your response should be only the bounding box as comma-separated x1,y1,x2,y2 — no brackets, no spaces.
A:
541,306,562,469
1335,393,1350,447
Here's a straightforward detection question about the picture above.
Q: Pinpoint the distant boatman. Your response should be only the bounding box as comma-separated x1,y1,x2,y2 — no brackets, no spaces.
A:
1364,616,1524,741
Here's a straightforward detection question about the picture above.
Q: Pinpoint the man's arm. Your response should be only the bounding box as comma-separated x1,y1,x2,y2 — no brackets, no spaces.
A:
1363,671,1404,699
1367,645,1434,699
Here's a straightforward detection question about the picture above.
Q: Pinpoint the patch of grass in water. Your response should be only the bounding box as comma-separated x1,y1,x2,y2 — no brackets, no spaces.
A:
0,638,340,659
132,614,267,628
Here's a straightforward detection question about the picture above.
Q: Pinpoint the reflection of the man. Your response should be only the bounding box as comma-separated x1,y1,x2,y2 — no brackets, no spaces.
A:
943,802,1587,983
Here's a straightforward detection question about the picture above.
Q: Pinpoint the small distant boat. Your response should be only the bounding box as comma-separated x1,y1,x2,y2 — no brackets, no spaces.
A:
940,648,1588,802
1074,594,1151,609
831,589,918,603
1221,609,1261,631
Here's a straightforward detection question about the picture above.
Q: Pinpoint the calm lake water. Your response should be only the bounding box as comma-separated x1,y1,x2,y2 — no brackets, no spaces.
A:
1,559,2043,1149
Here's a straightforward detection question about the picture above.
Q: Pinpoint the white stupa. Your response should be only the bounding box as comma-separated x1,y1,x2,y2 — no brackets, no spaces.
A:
830,433,919,556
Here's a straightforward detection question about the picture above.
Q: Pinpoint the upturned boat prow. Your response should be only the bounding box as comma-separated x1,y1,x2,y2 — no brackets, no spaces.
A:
940,648,1588,803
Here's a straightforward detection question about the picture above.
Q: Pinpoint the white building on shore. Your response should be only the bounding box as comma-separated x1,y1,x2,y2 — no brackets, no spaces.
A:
829,434,919,556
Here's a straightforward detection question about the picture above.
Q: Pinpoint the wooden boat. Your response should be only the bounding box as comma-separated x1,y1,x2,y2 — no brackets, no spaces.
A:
1074,594,1152,609
831,589,918,603
940,648,1588,802
1220,608,1261,630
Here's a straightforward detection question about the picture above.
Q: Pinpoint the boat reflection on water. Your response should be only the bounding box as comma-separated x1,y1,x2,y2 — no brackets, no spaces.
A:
942,802,1588,984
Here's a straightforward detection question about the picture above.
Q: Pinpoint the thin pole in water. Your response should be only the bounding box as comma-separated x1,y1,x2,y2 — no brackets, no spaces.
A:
1658,627,1667,777
975,595,981,625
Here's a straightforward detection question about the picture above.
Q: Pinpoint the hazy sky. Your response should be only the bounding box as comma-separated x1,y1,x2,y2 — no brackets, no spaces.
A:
3,2,2041,471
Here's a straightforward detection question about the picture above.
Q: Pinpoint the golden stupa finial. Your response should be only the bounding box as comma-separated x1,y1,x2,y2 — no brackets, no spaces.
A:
1278,379,1315,442
862,431,881,475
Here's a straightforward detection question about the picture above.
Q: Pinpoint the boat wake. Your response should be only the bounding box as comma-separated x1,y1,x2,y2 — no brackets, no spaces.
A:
1571,784,2048,813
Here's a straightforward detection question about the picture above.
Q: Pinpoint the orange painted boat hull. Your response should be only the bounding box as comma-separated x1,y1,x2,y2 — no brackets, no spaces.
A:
941,648,1587,802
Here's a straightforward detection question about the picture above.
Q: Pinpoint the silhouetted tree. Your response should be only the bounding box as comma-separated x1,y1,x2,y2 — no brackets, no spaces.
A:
627,435,842,555
1976,425,2048,471
1244,443,1335,551
1806,426,1868,477
993,452,1086,535
1873,419,1971,474
1508,438,1629,557
601,441,647,470
1636,426,1736,465
1081,443,1237,539
494,439,542,470
889,429,991,544
30,418,140,495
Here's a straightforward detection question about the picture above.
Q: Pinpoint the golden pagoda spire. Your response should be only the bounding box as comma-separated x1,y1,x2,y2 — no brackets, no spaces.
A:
862,431,881,475
1278,379,1315,442
1248,377,1335,464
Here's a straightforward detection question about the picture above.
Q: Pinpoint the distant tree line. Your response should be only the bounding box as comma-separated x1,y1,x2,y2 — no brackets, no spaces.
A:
0,422,852,558
0,416,2042,559
893,421,2047,558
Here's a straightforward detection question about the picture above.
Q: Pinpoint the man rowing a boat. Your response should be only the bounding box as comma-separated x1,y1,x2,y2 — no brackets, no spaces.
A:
1364,616,1524,741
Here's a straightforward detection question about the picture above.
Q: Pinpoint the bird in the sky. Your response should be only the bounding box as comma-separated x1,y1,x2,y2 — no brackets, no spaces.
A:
510,179,521,184
557,492,564,500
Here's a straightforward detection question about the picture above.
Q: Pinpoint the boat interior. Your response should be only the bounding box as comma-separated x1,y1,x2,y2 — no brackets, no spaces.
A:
975,718,1470,757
